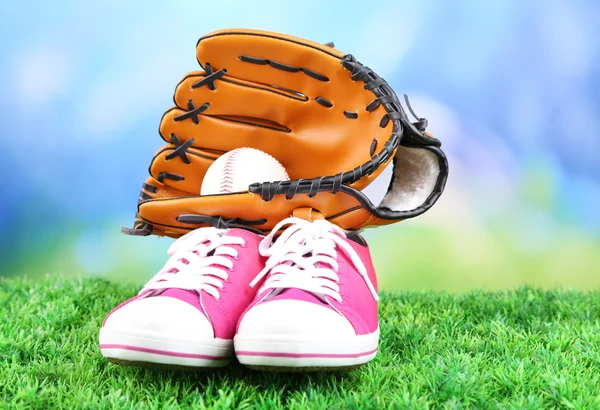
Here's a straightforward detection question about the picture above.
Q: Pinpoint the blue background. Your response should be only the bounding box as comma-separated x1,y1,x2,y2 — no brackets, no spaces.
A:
1,0,599,290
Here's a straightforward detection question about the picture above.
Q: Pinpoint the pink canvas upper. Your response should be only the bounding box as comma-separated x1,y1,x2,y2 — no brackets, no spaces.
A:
238,231,379,335
103,228,266,339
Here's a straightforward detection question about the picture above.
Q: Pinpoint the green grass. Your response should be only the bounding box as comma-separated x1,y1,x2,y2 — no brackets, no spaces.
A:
1,275,600,409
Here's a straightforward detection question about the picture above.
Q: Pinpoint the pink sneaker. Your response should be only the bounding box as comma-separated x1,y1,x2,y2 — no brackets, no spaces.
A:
234,217,379,371
99,227,265,369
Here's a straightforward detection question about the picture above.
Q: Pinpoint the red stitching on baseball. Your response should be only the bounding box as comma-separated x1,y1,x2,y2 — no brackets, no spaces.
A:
220,149,243,193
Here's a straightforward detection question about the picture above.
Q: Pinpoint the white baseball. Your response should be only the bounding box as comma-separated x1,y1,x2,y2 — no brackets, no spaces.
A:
200,148,290,195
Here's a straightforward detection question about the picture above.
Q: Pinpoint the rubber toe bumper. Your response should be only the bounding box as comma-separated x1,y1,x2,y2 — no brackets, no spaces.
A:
234,299,378,370
99,296,232,368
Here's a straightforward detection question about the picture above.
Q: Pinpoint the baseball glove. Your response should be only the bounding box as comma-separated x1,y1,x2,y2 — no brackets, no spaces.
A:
124,29,448,238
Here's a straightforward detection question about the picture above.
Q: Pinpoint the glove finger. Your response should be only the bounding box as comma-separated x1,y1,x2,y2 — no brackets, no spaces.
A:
159,105,383,184
149,144,218,195
196,29,355,98
160,107,293,153
173,72,309,129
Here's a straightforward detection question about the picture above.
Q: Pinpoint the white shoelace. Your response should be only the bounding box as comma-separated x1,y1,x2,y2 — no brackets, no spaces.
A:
141,227,245,300
249,217,379,302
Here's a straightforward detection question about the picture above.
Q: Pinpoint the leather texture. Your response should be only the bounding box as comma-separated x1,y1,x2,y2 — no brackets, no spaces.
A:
126,28,448,238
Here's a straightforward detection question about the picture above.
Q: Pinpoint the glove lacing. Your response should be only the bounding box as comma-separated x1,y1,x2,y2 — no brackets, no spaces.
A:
167,63,227,165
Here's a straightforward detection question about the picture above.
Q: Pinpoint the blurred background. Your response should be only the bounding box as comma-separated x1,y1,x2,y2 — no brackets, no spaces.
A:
1,0,599,291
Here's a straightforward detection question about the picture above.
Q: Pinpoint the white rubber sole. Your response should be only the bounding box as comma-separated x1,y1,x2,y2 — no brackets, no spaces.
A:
99,327,233,369
234,329,379,370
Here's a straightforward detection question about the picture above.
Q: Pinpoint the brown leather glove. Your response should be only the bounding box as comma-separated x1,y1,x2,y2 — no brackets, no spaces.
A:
124,29,448,238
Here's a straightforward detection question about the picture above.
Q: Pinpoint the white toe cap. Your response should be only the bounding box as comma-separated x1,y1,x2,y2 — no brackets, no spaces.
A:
103,296,214,339
237,299,355,338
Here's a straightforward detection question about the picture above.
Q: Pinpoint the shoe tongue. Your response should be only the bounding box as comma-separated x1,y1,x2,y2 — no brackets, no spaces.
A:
270,288,327,305
227,227,265,242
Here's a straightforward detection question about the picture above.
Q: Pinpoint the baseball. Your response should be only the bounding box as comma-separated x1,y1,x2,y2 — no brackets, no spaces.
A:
200,148,290,195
